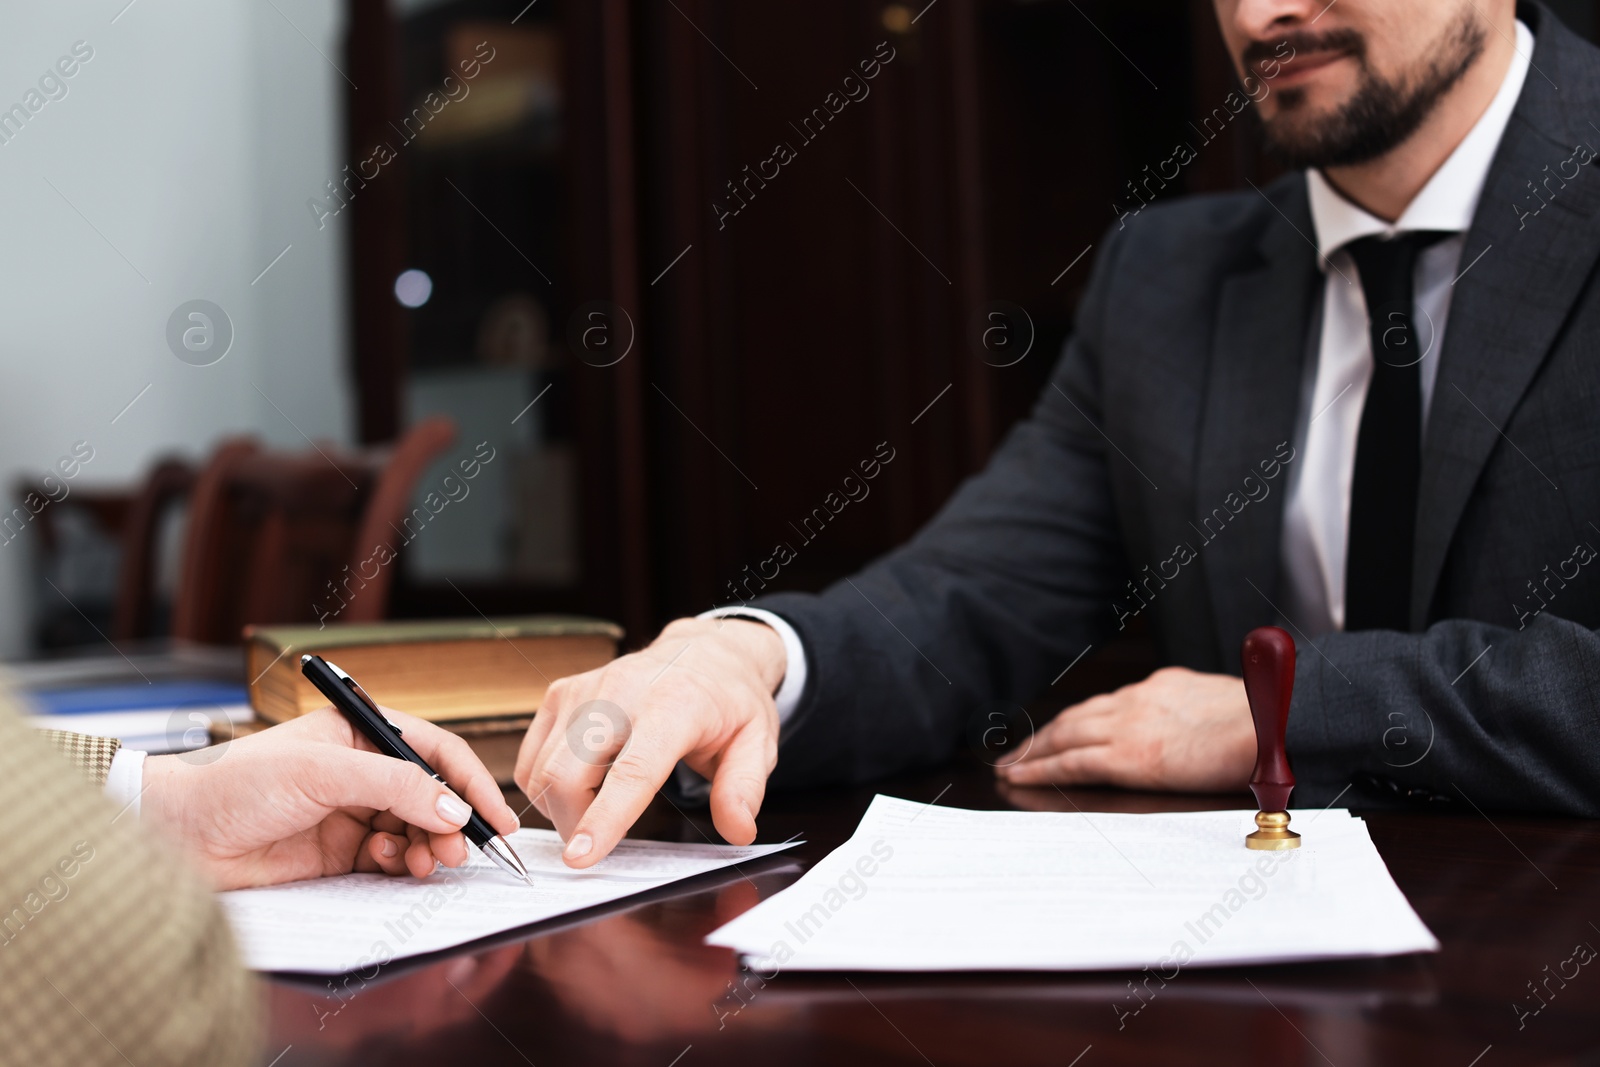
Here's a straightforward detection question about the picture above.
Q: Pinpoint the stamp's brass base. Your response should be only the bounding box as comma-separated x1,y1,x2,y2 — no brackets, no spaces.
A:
1245,810,1302,850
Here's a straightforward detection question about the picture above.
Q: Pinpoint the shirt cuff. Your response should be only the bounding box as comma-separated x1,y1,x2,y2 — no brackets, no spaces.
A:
104,748,147,818
698,606,807,725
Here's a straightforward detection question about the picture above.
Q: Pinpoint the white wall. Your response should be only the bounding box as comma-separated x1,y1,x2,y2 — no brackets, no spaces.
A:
0,0,352,656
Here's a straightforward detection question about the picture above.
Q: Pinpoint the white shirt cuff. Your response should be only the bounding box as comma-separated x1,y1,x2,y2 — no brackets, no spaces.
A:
104,748,147,818
698,606,807,724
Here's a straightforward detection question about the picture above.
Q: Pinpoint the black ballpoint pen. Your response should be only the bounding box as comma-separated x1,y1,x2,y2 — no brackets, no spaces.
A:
299,654,534,886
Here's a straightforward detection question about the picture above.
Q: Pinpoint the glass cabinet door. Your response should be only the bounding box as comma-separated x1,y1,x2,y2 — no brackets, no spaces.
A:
346,0,588,617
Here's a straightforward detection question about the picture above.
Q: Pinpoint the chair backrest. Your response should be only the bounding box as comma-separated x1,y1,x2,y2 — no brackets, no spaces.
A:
169,417,457,645
112,457,197,641
341,415,460,624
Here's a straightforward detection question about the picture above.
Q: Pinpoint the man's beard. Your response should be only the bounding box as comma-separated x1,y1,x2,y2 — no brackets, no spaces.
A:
1252,12,1487,170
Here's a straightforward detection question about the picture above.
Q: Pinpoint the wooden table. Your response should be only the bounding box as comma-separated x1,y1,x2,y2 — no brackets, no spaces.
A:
265,760,1600,1065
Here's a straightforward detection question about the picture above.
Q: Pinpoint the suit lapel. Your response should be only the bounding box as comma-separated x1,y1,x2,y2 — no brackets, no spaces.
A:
1412,9,1600,625
1197,179,1320,664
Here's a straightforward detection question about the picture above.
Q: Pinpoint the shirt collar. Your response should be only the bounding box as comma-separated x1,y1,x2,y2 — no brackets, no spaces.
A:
1307,17,1533,270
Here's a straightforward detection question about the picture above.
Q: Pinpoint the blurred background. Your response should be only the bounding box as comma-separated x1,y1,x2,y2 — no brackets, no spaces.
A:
5,0,1597,668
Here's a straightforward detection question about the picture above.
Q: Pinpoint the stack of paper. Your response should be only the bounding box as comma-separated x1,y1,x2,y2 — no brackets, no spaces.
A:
222,829,797,974
706,795,1437,972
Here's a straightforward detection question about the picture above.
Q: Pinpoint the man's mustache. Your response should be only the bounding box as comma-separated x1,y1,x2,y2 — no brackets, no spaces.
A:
1242,27,1365,69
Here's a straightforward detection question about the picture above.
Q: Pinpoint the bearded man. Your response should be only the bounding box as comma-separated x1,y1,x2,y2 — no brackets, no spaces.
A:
518,0,1600,866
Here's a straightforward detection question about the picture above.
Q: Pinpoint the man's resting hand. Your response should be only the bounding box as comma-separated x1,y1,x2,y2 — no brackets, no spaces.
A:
997,667,1256,793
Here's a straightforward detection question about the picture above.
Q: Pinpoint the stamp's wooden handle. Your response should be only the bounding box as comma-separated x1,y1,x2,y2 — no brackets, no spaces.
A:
1242,626,1296,813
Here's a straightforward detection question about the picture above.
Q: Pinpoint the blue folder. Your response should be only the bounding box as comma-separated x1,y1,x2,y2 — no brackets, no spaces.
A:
27,681,251,716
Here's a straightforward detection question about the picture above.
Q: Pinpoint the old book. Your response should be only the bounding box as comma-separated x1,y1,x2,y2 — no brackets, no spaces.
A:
243,616,621,724
217,714,533,787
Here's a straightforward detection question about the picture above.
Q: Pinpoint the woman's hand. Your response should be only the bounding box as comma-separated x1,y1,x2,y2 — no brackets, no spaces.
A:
142,706,521,890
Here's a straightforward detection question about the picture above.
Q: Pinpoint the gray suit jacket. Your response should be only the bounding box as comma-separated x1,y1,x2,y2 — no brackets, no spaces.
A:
755,2,1600,815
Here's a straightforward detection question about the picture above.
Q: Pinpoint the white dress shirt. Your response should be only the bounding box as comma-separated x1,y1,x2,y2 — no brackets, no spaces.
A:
104,746,147,816
698,605,809,715
1281,18,1531,635
716,20,1534,717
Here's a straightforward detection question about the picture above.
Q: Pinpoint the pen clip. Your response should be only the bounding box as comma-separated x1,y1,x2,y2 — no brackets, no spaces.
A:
323,658,397,731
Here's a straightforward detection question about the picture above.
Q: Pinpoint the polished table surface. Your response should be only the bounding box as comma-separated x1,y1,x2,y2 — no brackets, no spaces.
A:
265,760,1600,1066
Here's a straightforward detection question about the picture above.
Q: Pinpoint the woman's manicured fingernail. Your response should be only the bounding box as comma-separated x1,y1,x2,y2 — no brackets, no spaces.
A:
437,793,471,825
379,835,398,858
565,833,593,860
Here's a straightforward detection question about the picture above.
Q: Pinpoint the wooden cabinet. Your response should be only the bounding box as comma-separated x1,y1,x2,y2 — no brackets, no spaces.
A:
342,0,1280,644
345,0,652,635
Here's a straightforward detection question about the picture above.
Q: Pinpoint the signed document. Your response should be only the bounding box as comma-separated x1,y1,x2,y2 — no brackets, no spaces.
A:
706,795,1437,972
220,829,797,974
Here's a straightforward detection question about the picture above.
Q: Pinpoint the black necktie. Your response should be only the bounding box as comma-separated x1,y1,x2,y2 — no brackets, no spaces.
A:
1344,231,1452,632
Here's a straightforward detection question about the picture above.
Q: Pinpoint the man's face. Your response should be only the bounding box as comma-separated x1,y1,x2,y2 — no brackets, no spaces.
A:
1211,0,1491,169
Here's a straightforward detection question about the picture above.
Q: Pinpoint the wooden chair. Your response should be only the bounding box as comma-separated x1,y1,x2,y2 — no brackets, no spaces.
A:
19,472,154,649
112,457,198,641
168,417,458,645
